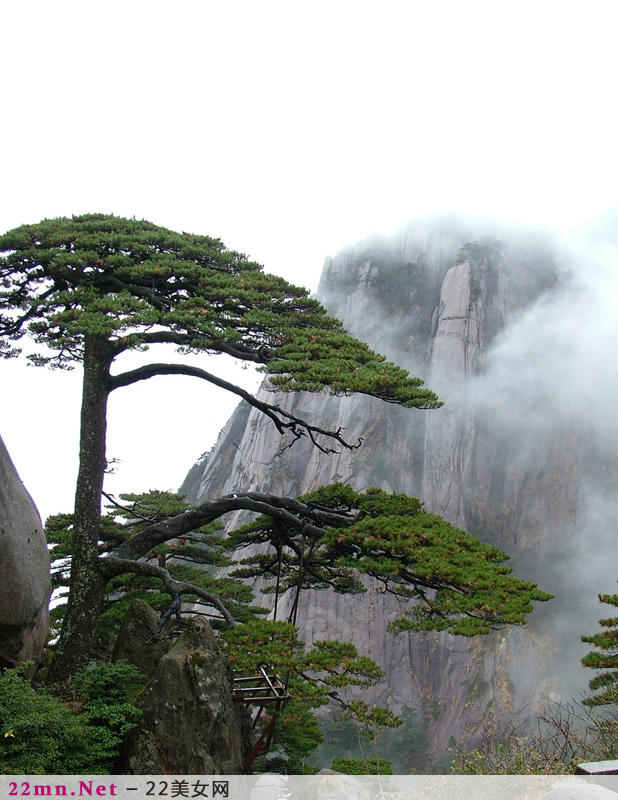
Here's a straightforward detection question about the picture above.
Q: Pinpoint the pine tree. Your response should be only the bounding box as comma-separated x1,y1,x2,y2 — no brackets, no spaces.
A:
582,592,618,706
45,490,263,648
0,214,440,679
47,483,551,767
227,483,551,636
0,214,550,682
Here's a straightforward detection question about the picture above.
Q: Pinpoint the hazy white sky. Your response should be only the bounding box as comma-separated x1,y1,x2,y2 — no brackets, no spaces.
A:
2,0,618,520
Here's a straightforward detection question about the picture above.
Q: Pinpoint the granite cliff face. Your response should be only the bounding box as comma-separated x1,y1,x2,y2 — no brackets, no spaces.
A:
180,219,613,764
0,435,50,667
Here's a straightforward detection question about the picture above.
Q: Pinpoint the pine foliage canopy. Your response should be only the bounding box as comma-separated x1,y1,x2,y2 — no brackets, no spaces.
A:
0,214,440,411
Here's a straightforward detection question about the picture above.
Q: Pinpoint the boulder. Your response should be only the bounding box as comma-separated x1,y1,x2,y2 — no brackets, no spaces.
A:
0,435,50,667
117,601,251,774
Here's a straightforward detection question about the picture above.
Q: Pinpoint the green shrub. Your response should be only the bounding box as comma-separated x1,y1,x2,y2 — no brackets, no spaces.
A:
69,661,145,748
70,659,145,704
330,757,393,774
0,661,146,774
0,669,118,774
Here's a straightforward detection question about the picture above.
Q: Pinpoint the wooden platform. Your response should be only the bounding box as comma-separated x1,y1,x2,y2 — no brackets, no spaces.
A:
232,666,291,771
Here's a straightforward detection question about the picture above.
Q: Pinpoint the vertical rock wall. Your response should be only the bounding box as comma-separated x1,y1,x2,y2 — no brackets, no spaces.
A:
180,219,602,764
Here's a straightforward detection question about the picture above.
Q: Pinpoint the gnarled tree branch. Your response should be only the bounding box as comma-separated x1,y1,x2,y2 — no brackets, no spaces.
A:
101,555,236,627
109,362,362,453
110,491,355,562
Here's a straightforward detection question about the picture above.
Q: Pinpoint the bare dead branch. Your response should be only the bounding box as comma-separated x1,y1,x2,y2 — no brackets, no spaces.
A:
101,491,157,523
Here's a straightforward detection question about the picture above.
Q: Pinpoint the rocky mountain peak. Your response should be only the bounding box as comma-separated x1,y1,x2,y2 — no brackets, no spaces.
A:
180,218,614,765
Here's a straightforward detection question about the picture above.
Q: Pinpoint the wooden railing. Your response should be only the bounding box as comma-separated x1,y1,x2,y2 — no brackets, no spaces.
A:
232,666,291,771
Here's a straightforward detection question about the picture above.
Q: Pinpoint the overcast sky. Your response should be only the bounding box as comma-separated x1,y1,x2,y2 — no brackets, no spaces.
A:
2,0,618,521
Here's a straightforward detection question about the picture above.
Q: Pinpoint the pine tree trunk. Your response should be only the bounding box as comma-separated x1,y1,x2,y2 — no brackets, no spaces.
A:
48,336,112,682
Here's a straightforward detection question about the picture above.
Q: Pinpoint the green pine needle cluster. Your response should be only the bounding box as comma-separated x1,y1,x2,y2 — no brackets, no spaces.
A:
0,661,144,774
0,214,439,409
46,490,266,643
582,593,618,707
221,619,401,762
228,484,551,637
